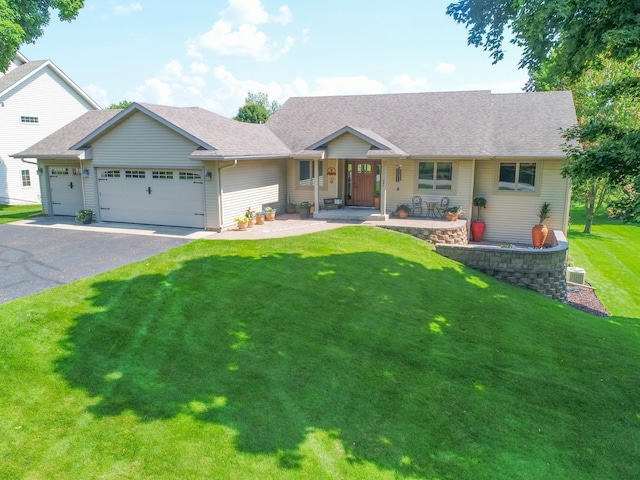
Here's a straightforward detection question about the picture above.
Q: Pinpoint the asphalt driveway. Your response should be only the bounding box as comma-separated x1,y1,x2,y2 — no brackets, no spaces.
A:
0,223,192,304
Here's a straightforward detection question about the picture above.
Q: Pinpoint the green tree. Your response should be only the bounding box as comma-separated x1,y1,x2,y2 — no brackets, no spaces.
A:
533,55,640,232
108,100,134,109
446,0,640,79
234,92,280,124
447,0,640,228
0,1,84,71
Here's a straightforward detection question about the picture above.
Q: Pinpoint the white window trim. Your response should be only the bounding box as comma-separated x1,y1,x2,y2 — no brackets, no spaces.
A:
415,160,458,195
297,159,327,190
494,160,542,195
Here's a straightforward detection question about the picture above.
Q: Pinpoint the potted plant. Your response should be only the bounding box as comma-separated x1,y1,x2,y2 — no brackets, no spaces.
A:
264,206,276,221
471,197,487,241
374,192,381,209
75,209,94,224
234,216,249,230
245,207,256,227
299,201,312,219
445,206,464,221
395,204,411,218
532,201,551,247
255,211,265,225
286,202,296,214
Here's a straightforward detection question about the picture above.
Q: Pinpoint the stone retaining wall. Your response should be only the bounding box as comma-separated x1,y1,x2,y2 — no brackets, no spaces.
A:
435,230,568,302
379,222,468,245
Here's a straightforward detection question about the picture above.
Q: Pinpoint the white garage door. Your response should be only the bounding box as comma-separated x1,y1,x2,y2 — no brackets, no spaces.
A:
97,168,205,228
50,167,84,216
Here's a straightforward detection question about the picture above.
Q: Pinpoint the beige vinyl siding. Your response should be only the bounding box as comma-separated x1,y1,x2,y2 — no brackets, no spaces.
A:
220,159,286,227
384,159,472,215
81,162,98,216
474,158,570,244
286,158,339,205
90,112,199,168
203,166,220,230
326,134,370,158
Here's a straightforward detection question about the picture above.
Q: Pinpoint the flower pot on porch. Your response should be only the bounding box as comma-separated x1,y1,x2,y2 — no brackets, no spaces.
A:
374,196,380,209
299,206,311,219
237,220,248,230
471,220,486,242
531,224,549,248
445,212,458,221
255,214,265,225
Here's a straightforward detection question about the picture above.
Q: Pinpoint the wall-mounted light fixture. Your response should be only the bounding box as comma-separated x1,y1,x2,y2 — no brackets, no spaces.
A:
205,171,212,181
82,169,89,177
37,167,43,175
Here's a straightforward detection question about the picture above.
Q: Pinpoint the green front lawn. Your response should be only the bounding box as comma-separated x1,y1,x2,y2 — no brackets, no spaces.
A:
568,206,640,318
0,204,42,224
1,227,639,479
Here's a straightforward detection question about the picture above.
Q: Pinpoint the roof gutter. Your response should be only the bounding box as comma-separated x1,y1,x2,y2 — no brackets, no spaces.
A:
191,153,291,161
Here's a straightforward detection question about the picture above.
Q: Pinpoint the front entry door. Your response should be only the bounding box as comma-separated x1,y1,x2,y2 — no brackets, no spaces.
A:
346,160,378,206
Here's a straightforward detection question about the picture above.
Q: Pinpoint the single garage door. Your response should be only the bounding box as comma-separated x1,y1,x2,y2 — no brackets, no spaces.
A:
50,166,84,216
97,168,205,228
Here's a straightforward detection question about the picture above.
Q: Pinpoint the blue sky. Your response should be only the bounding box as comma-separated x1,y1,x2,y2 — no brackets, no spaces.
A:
20,0,528,117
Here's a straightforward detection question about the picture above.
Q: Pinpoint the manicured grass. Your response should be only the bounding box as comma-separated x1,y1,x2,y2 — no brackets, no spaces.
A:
0,204,42,224
568,206,640,318
1,227,639,479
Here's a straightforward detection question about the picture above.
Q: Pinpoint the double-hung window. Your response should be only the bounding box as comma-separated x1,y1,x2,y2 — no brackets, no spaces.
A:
21,170,31,187
299,160,324,188
498,162,537,192
418,161,453,190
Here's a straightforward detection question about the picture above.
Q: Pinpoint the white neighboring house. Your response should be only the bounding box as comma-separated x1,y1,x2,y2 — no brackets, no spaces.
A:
0,52,100,204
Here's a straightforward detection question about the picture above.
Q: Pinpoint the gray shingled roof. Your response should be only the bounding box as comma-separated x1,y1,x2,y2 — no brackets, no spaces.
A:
0,60,47,96
12,110,120,158
266,90,577,157
138,103,291,157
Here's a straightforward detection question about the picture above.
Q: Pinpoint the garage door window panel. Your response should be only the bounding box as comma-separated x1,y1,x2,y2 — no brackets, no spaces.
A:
125,170,146,179
152,171,174,179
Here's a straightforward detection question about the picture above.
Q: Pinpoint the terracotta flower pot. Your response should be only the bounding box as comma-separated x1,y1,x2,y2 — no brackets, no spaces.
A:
446,212,458,221
471,220,486,242
237,221,248,231
266,212,276,221
255,215,264,225
398,210,409,218
247,217,256,227
531,224,549,247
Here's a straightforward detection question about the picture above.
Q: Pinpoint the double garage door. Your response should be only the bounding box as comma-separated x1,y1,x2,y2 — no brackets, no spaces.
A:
97,168,205,228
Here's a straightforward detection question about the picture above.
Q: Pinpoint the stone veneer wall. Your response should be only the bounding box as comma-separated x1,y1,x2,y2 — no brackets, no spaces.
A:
379,222,468,245
435,230,568,302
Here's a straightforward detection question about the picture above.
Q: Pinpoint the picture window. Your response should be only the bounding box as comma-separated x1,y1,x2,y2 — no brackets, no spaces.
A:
498,162,537,191
418,161,452,190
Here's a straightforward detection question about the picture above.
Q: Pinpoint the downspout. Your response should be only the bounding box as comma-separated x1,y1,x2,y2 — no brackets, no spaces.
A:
217,159,238,230
314,158,319,213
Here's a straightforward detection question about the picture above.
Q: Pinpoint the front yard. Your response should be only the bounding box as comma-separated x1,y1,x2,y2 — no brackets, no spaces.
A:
1,226,639,479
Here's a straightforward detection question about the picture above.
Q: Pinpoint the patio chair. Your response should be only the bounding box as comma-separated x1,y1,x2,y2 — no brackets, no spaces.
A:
411,195,423,216
435,197,449,217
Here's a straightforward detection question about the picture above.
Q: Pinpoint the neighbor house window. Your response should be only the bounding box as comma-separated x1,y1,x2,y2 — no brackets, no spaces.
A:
298,160,324,187
418,161,452,190
21,170,31,187
498,162,537,192
20,116,39,124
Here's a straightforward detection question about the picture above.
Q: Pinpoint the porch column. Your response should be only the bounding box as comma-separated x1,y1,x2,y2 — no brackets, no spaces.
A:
314,158,320,212
381,159,387,214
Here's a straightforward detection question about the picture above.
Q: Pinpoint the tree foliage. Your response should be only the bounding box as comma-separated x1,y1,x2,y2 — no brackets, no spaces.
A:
108,100,133,110
447,0,640,228
234,92,280,124
0,1,84,71
446,0,640,80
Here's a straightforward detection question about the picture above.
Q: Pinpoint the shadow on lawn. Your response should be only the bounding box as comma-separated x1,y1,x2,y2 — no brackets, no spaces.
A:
53,249,632,477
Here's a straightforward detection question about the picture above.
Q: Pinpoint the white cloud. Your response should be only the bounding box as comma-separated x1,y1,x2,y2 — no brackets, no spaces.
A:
113,3,142,16
187,0,295,61
128,78,174,105
83,84,109,108
435,62,456,74
390,74,429,91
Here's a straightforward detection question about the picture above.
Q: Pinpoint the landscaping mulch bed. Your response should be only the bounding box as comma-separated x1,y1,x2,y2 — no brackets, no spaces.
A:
567,282,611,317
